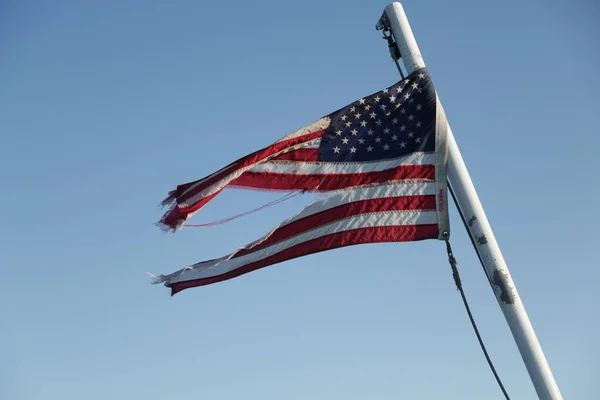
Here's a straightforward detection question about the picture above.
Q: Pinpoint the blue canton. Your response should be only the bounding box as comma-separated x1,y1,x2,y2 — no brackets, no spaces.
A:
318,68,436,162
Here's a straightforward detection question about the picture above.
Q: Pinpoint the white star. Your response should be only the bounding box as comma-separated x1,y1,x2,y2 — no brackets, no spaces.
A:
400,108,406,114
354,113,361,119
411,82,418,89
364,104,372,111
336,129,343,136
370,112,377,119
416,121,422,128
367,129,374,135
392,118,399,124
418,73,425,79
415,137,422,143
380,104,387,111
342,137,350,144
345,121,352,127
408,114,415,121
395,103,402,109
389,95,396,103
383,127,391,134
400,125,406,131
350,129,358,136
408,131,414,138
333,146,341,153
340,115,347,121
383,88,389,94
350,106,356,112
404,93,410,100
375,120,383,126
374,95,381,103
391,134,398,141
383,144,390,150
360,120,367,127
400,141,407,148
358,138,365,144
375,137,382,143
367,146,374,152
408,98,414,104
416,104,423,111
350,147,357,153
396,86,404,94
358,98,366,104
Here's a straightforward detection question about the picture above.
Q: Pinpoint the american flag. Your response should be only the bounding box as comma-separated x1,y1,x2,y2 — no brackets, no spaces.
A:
155,68,449,294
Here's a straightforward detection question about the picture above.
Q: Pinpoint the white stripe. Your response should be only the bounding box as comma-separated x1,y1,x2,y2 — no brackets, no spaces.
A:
166,210,437,284
301,140,321,149
275,117,330,142
248,152,435,175
282,180,435,226
275,138,321,154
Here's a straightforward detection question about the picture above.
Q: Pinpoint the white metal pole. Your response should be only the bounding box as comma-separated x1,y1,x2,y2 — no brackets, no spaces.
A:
378,3,563,399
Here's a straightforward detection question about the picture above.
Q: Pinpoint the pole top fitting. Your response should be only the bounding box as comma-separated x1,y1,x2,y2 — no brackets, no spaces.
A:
375,11,390,31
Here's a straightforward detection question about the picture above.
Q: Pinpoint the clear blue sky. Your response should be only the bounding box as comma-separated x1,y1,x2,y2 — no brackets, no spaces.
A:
2,1,598,399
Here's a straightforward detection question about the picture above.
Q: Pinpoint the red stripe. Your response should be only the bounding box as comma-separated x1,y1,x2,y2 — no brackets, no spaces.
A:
229,164,435,192
169,224,439,295
233,195,435,257
271,148,320,162
178,130,325,201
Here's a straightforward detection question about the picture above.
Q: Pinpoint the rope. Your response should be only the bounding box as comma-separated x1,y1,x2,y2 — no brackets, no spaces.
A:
184,191,301,227
444,237,510,399
447,182,494,288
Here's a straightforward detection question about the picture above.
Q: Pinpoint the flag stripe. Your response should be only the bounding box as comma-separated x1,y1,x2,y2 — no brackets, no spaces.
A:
250,152,435,175
234,195,436,257
168,224,438,294
230,164,435,192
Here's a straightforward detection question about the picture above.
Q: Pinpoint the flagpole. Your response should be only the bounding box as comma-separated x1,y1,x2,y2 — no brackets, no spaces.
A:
377,3,562,399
